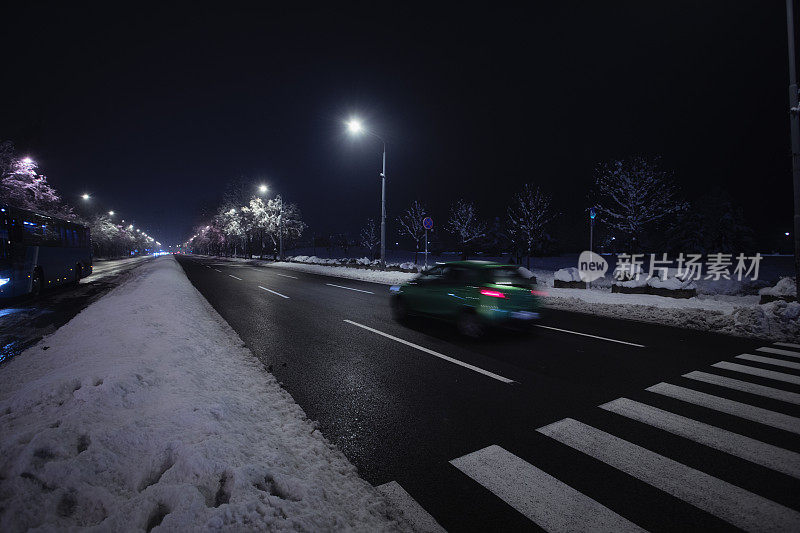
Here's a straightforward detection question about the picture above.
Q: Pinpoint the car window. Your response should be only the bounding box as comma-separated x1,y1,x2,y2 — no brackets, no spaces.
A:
448,266,479,284
488,267,531,286
417,265,444,280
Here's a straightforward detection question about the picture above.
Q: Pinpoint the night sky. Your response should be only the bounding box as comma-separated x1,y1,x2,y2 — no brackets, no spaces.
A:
0,2,794,249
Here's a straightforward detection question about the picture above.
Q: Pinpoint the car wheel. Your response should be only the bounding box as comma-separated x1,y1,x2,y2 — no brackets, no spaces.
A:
458,310,485,338
391,296,409,322
30,269,42,298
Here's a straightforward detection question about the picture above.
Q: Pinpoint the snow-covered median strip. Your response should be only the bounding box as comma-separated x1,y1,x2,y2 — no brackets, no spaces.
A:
267,261,417,286
0,256,407,532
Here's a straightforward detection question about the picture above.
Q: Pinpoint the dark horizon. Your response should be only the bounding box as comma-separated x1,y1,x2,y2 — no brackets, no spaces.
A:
1,2,796,250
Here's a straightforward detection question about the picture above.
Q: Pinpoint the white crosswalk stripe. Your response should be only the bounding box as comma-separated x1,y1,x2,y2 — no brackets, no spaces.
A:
737,353,800,370
646,382,800,434
711,361,800,385
683,370,800,405
537,418,800,532
757,346,800,359
600,397,800,478
450,445,644,532
376,481,446,533
775,342,800,350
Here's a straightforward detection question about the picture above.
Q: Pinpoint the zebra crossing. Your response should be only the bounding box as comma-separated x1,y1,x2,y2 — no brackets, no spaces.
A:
387,342,800,532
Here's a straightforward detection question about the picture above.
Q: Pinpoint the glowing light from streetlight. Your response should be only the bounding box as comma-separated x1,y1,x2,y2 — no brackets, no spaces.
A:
81,193,90,200
108,210,115,216
22,157,34,164
258,184,268,194
346,118,363,134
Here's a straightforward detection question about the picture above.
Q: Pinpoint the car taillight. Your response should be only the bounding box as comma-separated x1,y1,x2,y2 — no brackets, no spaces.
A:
531,290,549,297
480,288,506,298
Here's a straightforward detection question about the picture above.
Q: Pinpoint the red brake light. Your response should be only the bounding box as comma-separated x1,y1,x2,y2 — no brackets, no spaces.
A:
531,290,549,297
480,288,506,298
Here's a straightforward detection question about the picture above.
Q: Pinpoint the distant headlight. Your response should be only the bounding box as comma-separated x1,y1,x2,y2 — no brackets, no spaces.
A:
389,285,400,292
0,278,9,286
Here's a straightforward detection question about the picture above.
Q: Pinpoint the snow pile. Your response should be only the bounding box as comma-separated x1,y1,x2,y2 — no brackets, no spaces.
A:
285,255,421,272
759,277,797,298
647,276,697,290
554,267,582,282
0,257,406,532
270,262,417,286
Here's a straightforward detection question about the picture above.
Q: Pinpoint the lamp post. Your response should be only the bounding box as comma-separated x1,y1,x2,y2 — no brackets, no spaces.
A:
787,0,800,286
346,118,387,269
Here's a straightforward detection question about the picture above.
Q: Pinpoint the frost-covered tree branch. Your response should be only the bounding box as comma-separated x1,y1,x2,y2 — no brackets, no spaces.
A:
507,184,556,263
447,199,486,259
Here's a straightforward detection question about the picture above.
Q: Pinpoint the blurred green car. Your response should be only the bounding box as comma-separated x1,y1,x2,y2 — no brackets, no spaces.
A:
389,260,545,337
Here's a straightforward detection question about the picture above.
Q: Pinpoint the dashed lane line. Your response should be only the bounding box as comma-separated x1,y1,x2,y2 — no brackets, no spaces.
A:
326,283,374,294
258,286,290,299
534,324,645,348
343,319,514,384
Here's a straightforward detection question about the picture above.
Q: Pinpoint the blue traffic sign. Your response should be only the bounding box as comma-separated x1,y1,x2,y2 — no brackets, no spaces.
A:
589,207,596,220
423,216,433,230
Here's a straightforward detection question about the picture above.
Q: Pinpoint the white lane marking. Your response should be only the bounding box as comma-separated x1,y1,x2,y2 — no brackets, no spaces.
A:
646,382,800,435
757,346,800,359
275,272,298,279
228,274,242,280
713,361,800,385
344,320,514,383
450,445,643,532
326,283,374,294
376,481,446,533
214,268,221,272
538,418,800,532
534,324,644,348
684,370,800,405
601,397,800,479
737,353,800,370
775,342,800,350
258,286,290,299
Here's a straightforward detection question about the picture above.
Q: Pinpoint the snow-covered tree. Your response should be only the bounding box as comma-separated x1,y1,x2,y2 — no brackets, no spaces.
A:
360,218,380,259
0,153,62,213
396,200,427,264
507,184,556,268
264,195,306,259
447,199,486,260
591,157,687,248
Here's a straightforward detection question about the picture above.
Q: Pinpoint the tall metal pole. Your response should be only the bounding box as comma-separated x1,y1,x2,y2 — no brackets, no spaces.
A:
787,0,800,285
424,229,428,269
380,141,387,269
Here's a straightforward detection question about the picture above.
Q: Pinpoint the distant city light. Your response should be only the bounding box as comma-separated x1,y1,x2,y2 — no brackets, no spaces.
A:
22,157,34,164
787,232,791,236
108,210,115,216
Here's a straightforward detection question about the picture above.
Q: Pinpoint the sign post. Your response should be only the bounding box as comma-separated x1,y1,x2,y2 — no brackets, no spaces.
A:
588,207,596,288
422,216,434,269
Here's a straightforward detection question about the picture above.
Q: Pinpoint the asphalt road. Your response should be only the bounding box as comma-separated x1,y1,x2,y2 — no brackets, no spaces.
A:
177,255,800,533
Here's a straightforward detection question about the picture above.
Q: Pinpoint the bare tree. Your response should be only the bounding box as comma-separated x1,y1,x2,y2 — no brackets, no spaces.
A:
447,199,486,260
592,157,687,248
360,218,380,259
507,184,556,268
396,200,427,264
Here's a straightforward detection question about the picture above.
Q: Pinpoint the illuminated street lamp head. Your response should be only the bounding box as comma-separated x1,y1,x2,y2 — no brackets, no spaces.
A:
346,118,363,135
22,157,34,164
108,211,115,216
258,184,268,194
81,193,90,200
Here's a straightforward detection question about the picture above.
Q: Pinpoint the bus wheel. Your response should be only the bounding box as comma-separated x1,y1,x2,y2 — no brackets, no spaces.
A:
31,269,43,298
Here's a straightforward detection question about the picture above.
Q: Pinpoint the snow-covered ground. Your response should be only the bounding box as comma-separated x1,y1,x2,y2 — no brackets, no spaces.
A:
0,256,407,532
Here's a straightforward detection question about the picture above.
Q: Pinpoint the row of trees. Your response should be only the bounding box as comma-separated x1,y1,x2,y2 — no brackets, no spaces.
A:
187,187,306,258
382,156,754,265
0,140,159,258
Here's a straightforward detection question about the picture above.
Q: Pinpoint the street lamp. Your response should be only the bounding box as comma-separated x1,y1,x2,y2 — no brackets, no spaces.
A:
346,117,387,268
108,210,115,216
258,184,268,194
81,193,90,200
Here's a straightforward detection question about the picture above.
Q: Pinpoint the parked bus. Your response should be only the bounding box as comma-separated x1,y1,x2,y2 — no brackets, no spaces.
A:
0,204,92,298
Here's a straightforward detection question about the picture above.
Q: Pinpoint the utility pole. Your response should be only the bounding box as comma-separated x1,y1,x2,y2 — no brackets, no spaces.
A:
787,0,800,285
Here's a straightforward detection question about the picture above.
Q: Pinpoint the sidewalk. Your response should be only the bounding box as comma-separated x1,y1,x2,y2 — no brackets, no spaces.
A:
0,256,408,532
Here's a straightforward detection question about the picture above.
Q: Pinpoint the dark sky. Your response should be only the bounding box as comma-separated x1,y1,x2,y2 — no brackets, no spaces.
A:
0,1,795,249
